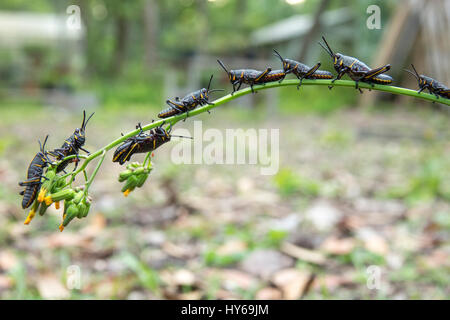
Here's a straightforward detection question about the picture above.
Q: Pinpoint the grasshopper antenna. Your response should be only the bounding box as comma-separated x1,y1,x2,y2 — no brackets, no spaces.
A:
273,49,284,63
217,59,229,74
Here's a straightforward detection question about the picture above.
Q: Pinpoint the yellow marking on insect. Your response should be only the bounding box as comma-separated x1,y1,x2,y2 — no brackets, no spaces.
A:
364,66,389,79
25,178,40,184
255,71,267,82
113,147,127,162
339,60,343,66
200,93,204,99
153,139,156,149
24,187,37,208
349,60,356,68
24,209,36,225
124,143,138,162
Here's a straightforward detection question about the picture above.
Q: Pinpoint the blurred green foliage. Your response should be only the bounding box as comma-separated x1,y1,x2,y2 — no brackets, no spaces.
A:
273,168,320,197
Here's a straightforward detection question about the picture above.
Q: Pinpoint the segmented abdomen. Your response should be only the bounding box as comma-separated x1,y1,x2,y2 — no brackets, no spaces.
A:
22,184,39,209
371,74,393,84
258,70,286,83
309,70,333,79
113,140,136,165
438,90,450,99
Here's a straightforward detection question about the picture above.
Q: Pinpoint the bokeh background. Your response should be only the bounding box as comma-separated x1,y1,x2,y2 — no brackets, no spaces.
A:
0,0,449,300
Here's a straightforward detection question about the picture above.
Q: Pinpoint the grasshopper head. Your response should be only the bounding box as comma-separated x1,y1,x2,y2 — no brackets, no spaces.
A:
404,64,427,89
73,110,95,147
319,36,343,71
217,60,236,83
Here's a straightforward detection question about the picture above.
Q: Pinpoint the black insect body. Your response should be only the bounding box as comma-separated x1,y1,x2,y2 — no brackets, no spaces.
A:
273,49,333,89
19,135,51,209
49,111,95,173
113,123,191,165
257,69,287,84
158,75,223,119
217,59,278,94
404,64,449,100
319,36,393,93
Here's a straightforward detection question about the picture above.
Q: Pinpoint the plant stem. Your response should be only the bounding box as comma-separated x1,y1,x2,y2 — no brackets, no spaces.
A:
67,79,449,180
84,150,106,195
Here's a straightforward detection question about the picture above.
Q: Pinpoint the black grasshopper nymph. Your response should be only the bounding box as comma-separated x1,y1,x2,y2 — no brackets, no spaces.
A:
158,75,223,119
404,64,449,100
217,59,285,95
273,49,333,89
49,110,95,173
113,122,192,165
19,135,51,209
319,36,393,93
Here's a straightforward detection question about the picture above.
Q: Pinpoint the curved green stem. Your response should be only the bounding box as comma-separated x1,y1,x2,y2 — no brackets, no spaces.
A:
84,150,106,195
68,79,449,181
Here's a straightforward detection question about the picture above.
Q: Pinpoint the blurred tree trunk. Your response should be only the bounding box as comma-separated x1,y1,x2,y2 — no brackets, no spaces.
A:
144,0,159,69
113,15,128,75
298,0,330,61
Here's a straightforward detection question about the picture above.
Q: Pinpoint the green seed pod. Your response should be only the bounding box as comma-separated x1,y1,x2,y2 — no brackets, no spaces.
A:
62,204,79,227
72,191,84,204
135,173,149,188
82,200,91,218
134,167,145,175
47,189,76,203
119,169,133,182
121,175,138,193
41,170,56,190
57,177,66,188
38,202,50,216
77,202,87,219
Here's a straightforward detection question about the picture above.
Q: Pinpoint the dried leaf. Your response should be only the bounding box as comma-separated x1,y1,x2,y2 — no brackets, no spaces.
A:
221,269,257,291
281,242,326,265
320,237,356,255
271,268,312,300
240,249,294,279
36,274,70,299
216,239,247,256
0,250,18,271
255,287,282,300
172,269,196,286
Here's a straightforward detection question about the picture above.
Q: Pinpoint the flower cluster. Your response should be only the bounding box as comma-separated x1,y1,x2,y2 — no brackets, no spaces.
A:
118,161,153,197
23,166,93,231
